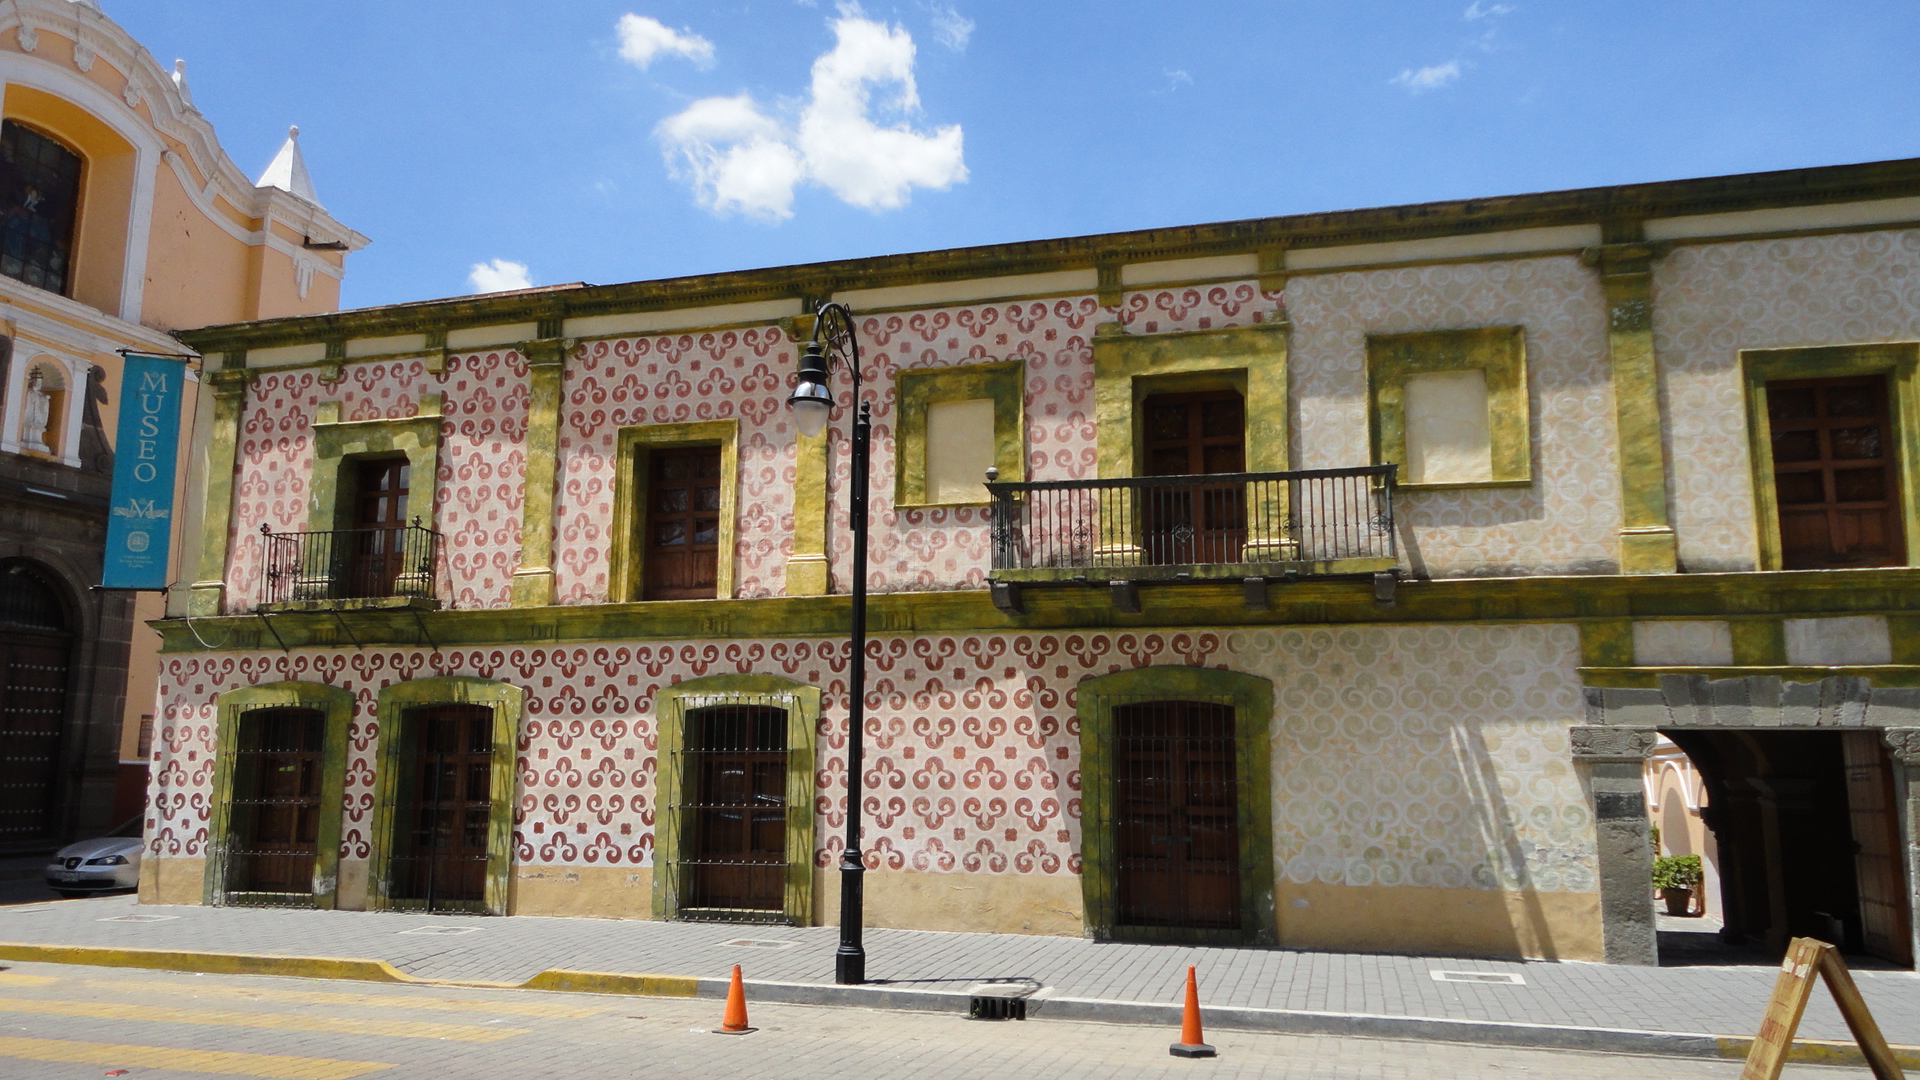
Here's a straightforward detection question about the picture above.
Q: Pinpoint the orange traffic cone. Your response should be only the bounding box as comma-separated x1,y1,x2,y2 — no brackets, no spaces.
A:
1169,965,1216,1058
718,964,754,1034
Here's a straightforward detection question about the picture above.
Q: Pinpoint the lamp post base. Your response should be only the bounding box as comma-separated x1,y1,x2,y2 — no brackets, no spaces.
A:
835,950,866,986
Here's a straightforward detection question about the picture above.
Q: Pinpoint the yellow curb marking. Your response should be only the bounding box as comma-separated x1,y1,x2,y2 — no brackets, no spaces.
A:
0,1035,391,1079
1714,1035,1920,1069
0,995,529,1042
0,972,57,986
84,977,609,1017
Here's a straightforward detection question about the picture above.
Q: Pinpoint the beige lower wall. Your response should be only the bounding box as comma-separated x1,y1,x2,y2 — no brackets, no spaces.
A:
337,859,369,911
136,857,205,905
1277,880,1603,962
511,865,655,918
815,868,1084,935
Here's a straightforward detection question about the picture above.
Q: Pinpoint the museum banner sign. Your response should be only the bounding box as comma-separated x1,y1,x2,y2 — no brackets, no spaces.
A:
101,354,188,590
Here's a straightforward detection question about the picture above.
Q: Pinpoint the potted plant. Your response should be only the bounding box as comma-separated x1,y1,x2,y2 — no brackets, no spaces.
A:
1653,853,1704,916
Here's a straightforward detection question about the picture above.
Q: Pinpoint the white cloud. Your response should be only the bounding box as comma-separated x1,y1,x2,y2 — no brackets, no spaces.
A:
1464,2,1514,19
929,4,973,51
654,9,966,221
1391,60,1461,94
469,258,534,293
1163,68,1193,92
616,14,714,70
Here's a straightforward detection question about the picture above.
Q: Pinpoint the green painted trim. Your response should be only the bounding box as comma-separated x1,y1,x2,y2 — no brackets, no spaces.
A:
607,420,740,602
1367,327,1530,487
188,368,252,617
1742,343,1920,572
1579,620,1634,667
307,402,443,534
175,159,1920,354
651,674,821,924
1893,616,1920,665
1074,665,1276,946
511,341,567,607
155,567,1920,655
894,360,1025,508
1729,619,1788,666
787,426,830,596
367,677,524,916
1589,244,1676,574
1092,321,1291,479
1580,665,1920,689
204,681,354,909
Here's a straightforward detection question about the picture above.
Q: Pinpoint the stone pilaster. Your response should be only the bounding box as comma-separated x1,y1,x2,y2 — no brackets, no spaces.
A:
1571,725,1658,964
510,338,568,607
186,361,252,617
1585,235,1677,575
1883,728,1920,967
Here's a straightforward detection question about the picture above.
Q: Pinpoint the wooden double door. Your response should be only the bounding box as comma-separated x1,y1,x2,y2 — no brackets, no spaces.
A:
1140,392,1247,565
1767,375,1906,569
389,705,494,912
227,707,324,896
0,562,71,849
1112,699,1242,933
680,705,788,914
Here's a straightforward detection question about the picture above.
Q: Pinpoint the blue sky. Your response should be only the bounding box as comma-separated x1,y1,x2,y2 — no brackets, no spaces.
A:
113,2,1920,311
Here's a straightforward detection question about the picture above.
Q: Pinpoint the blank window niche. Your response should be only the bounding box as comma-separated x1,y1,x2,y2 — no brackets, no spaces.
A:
1403,369,1493,484
895,360,1024,508
1368,327,1529,489
925,398,996,503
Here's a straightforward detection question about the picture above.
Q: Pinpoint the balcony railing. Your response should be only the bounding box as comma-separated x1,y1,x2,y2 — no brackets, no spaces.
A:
985,465,1398,583
259,522,442,607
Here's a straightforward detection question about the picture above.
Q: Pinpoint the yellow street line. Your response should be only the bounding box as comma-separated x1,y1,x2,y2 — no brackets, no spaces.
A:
0,1035,391,1079
82,977,608,1018
0,995,528,1042
0,972,58,986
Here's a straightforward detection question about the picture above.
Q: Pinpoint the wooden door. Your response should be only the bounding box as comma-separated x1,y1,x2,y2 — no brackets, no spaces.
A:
1843,731,1912,965
228,708,323,895
644,447,723,600
1113,700,1241,931
1140,392,1246,565
0,563,70,848
391,704,493,911
0,637,67,846
683,705,787,912
1768,376,1906,569
348,458,410,597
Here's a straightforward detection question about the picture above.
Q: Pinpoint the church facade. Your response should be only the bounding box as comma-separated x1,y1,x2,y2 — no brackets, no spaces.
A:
0,0,362,851
157,156,1920,965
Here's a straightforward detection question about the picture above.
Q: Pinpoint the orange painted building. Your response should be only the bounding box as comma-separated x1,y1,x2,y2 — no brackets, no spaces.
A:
0,0,362,850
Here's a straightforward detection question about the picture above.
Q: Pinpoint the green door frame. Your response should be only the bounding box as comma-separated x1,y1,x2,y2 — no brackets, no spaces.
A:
1076,665,1277,945
367,676,523,915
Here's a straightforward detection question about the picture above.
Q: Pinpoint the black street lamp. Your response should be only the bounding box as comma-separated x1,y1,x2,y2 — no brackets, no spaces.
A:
786,301,870,986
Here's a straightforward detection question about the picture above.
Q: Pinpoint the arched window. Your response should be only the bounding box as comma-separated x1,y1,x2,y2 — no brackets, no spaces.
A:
0,120,83,295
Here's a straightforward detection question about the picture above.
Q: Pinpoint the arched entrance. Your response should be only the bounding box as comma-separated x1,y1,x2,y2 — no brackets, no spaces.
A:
0,560,73,848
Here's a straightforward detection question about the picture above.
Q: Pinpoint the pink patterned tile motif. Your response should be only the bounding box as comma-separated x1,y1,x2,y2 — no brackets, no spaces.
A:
146,624,1593,893
439,350,530,608
1114,281,1285,336
228,370,322,613
554,330,797,604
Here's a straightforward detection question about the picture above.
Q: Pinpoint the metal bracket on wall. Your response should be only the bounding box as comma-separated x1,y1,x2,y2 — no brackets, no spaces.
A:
1242,577,1268,611
1110,580,1141,614
254,612,290,653
989,580,1024,615
1373,571,1398,606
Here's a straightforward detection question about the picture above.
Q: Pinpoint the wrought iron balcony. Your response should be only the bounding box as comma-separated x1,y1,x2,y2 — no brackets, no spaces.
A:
985,465,1398,594
258,522,443,609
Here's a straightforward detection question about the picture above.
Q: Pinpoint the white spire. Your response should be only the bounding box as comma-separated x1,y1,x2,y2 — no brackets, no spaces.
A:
171,58,194,109
255,125,321,207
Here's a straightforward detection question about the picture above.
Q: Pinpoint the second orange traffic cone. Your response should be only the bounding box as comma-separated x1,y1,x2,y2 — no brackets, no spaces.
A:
1169,965,1216,1058
718,964,754,1034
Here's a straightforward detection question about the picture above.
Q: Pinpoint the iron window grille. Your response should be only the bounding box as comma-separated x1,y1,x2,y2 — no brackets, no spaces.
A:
662,692,801,924
221,707,325,908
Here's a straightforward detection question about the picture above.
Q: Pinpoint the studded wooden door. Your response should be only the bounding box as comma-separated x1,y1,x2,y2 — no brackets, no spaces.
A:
0,562,70,848
226,707,324,899
1112,699,1241,932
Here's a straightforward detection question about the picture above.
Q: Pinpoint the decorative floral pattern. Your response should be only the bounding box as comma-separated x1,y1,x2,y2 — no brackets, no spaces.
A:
1654,229,1920,571
1286,258,1622,576
149,623,1594,897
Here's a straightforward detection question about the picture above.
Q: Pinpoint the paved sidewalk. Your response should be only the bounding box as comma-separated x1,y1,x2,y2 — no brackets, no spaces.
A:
0,893,1915,1059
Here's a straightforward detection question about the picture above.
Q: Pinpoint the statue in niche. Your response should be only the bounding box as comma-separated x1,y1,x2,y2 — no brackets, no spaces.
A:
21,368,51,453
79,364,112,471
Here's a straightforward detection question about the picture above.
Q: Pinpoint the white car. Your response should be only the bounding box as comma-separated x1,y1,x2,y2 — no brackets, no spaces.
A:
45,818,143,898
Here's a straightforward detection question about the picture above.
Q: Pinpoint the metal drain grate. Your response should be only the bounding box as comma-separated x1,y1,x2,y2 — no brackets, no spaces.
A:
968,995,1027,1020
398,925,482,935
1430,970,1525,985
98,915,178,923
722,939,800,949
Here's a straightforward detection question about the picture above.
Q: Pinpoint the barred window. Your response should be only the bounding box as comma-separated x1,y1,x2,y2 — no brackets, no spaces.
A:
0,121,82,296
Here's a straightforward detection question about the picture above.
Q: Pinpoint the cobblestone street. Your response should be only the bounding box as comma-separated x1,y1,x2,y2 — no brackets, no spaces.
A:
0,960,1883,1080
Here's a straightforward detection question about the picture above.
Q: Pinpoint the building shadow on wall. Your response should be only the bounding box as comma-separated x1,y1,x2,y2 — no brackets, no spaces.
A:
1450,716,1558,961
